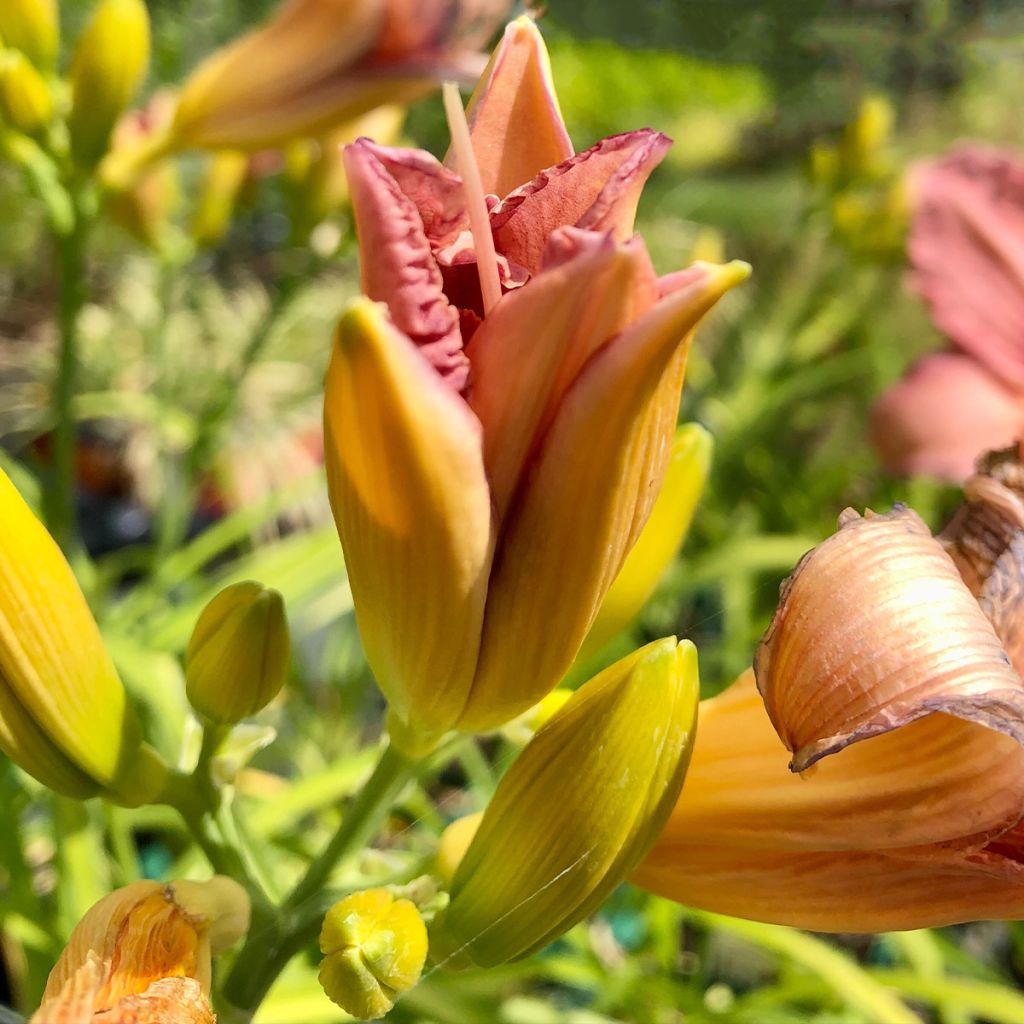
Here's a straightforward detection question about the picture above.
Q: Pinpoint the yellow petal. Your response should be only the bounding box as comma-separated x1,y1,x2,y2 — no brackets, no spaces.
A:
755,505,1024,771
323,298,494,743
460,16,573,197
461,263,747,730
433,638,698,966
580,422,712,659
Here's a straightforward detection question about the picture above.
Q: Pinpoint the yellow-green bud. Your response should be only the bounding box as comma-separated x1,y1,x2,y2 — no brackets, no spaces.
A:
431,638,699,967
579,424,712,660
434,812,482,888
67,0,150,168
0,0,58,70
319,889,428,1020
185,581,290,724
0,467,167,806
0,48,51,136
190,150,248,248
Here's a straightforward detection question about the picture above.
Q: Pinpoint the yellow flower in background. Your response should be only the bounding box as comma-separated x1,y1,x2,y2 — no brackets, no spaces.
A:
635,505,1024,930
67,0,151,168
185,580,291,725
430,638,699,967
168,0,512,152
0,467,167,805
189,149,249,248
0,0,58,71
326,19,747,751
318,888,428,1021
578,421,713,661
0,49,52,136
31,877,249,1024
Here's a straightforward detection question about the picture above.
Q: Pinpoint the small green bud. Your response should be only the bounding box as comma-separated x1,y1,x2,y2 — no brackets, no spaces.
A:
67,0,150,168
185,581,290,724
431,638,699,968
319,889,428,1020
0,0,58,70
0,49,52,136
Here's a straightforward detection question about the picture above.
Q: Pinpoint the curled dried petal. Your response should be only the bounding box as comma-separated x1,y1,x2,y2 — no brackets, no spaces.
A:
755,504,1024,772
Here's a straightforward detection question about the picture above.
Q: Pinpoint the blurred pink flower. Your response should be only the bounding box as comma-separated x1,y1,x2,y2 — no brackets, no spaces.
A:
871,146,1024,480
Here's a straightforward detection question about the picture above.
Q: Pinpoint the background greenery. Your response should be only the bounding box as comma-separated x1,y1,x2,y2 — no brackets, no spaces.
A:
3,1,1024,1021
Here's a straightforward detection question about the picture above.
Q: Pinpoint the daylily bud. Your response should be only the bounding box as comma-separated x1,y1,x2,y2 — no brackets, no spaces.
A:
579,422,712,660
755,504,1024,772
169,0,511,152
0,48,52,135
68,0,150,168
319,888,428,1020
32,877,249,1023
431,638,698,967
0,467,167,805
434,812,482,886
0,0,58,70
186,580,290,724
190,150,248,247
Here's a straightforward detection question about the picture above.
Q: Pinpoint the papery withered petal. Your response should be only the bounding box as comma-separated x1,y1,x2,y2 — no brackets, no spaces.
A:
755,505,1024,772
94,978,215,1024
633,841,1024,933
978,534,1024,679
343,139,467,388
31,954,103,1024
941,444,1024,594
909,146,1024,390
460,263,747,730
870,352,1023,483
490,129,672,276
658,671,1024,854
459,16,573,197
324,299,494,739
467,227,658,521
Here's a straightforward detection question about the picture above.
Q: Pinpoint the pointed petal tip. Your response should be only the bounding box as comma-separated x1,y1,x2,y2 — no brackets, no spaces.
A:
335,296,390,348
700,259,752,293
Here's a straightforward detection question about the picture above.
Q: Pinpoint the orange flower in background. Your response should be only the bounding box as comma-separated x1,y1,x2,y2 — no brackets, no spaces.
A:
324,17,747,750
636,501,1024,932
872,147,1024,481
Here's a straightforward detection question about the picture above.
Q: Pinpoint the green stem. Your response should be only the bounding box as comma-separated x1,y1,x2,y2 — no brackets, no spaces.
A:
220,742,416,1018
49,194,90,553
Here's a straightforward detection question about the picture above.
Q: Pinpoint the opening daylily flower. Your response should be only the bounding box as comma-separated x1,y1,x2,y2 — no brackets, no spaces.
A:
636,492,1024,931
324,17,747,748
872,146,1024,481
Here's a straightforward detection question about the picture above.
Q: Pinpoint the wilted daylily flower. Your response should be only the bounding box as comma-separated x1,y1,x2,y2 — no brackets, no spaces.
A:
31,877,249,1023
167,0,512,152
325,18,747,749
872,146,1024,481
636,503,1024,931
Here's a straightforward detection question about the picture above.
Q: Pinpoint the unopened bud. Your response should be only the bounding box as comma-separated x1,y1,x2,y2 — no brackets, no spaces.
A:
68,0,150,168
191,150,248,247
0,48,52,135
0,0,58,70
431,638,699,967
186,580,290,724
319,889,428,1020
434,812,482,887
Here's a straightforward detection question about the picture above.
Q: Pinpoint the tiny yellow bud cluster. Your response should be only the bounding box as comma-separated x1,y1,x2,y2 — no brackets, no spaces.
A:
319,889,428,1020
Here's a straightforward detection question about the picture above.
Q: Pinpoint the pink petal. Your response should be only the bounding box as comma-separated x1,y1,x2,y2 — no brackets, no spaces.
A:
871,351,1024,482
490,129,672,276
343,139,468,389
909,146,1024,389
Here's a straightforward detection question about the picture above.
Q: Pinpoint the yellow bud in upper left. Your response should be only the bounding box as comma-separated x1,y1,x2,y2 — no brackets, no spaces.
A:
68,0,150,168
0,0,58,70
0,467,166,805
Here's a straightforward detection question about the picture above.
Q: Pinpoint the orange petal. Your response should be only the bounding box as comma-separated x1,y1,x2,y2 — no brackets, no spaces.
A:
755,505,1024,771
459,262,748,730
871,351,1024,483
460,16,573,198
491,129,672,275
324,299,494,737
467,227,658,522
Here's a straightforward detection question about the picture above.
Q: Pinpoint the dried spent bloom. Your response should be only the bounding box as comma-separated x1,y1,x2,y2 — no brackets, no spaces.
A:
0,467,167,804
168,0,512,152
185,580,290,724
636,502,1024,930
326,18,746,750
431,638,698,966
31,877,250,1023
871,146,1024,481
319,888,428,1020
